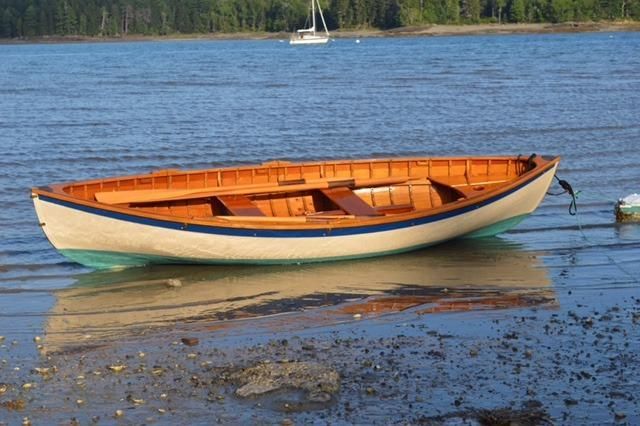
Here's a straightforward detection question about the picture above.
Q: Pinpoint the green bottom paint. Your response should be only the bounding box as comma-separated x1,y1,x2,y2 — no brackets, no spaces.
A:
463,214,529,239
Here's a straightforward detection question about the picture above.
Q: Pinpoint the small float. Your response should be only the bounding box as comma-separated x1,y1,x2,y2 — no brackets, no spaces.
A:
31,155,559,269
615,194,640,222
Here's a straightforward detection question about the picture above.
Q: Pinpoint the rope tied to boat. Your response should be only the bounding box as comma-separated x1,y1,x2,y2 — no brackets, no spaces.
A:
516,153,538,173
548,174,578,215
526,153,537,172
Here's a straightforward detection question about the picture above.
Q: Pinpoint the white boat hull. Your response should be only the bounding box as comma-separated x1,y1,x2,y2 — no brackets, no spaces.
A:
32,165,557,269
289,36,330,45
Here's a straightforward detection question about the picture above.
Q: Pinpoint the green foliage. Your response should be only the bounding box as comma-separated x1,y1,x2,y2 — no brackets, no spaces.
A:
461,0,482,22
509,0,525,21
23,4,37,36
0,0,636,39
550,0,574,21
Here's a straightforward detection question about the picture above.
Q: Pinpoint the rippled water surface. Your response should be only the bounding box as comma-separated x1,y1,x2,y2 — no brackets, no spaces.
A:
1,34,639,353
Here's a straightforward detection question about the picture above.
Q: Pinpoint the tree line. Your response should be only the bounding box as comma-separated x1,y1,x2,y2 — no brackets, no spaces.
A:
1,0,638,39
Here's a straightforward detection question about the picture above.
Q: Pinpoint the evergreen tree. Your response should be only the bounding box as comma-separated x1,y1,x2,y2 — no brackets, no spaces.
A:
446,0,460,21
2,8,15,37
462,0,482,22
23,4,37,36
509,0,525,21
550,0,574,21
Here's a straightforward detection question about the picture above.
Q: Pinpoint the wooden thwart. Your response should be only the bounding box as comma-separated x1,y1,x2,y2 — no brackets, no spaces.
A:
428,176,509,199
320,187,383,216
217,195,265,216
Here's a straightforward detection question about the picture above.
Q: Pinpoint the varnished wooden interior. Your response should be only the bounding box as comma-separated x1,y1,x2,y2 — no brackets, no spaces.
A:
51,156,547,222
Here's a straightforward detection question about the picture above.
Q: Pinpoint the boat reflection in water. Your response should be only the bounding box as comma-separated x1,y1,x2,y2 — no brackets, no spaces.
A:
45,238,554,353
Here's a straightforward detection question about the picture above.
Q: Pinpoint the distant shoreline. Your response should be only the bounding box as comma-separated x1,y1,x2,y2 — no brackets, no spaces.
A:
1,21,639,45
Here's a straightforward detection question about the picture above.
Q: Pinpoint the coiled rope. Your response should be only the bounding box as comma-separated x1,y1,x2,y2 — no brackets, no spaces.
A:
547,174,578,216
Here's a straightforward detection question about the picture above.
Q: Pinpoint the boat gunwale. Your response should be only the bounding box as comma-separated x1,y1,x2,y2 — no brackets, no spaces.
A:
31,155,560,232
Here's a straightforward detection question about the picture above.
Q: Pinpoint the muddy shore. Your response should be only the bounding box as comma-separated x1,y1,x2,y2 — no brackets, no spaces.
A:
0,280,638,425
1,21,639,45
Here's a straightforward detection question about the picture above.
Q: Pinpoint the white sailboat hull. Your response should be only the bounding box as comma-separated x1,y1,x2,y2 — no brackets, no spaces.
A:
289,35,330,45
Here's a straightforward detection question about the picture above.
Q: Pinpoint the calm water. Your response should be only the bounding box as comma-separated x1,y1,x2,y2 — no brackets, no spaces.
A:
0,34,639,357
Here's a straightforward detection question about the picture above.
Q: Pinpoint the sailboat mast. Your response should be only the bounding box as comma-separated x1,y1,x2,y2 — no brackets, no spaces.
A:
316,0,329,35
312,0,316,33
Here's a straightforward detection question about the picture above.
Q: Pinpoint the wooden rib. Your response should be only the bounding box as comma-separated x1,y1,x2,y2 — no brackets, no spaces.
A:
95,176,410,205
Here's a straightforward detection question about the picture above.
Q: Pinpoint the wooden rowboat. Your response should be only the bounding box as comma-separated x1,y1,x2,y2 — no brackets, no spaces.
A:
31,155,560,269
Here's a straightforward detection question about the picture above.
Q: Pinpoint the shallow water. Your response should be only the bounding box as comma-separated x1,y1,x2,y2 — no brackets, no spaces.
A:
0,33,639,423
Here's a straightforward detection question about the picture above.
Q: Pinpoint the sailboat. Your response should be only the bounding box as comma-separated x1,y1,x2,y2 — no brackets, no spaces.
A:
290,0,330,45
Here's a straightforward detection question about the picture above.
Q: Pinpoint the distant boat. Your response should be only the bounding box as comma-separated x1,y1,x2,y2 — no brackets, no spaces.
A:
31,155,560,269
290,0,330,45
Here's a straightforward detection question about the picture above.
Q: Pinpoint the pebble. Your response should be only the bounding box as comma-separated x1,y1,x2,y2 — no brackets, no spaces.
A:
128,396,145,405
108,364,127,373
166,278,182,288
181,337,199,346
1,399,26,410
114,409,124,418
614,412,626,420
564,398,578,406
34,366,56,376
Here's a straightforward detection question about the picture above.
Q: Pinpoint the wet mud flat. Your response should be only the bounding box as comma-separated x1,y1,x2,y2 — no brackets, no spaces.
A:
0,284,638,425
